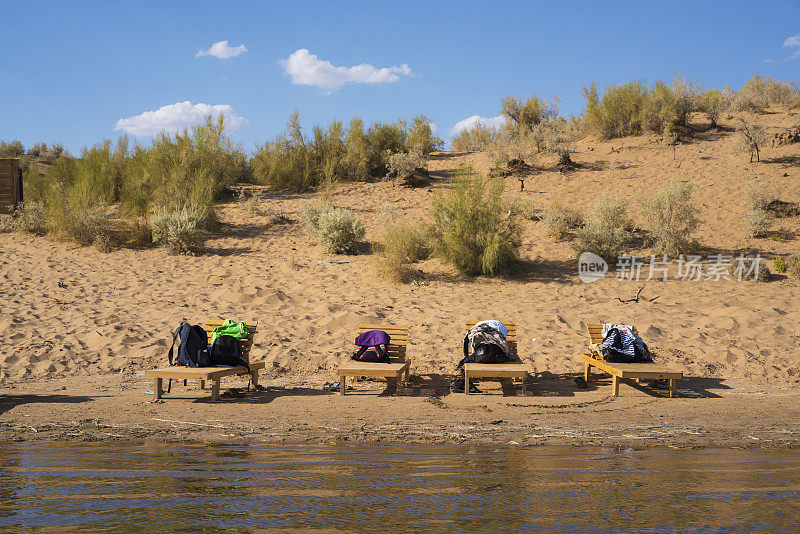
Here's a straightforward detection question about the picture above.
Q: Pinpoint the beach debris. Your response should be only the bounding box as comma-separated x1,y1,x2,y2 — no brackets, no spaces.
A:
616,285,659,304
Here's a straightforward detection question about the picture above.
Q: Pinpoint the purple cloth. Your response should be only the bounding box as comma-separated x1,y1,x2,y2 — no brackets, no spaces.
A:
355,330,390,347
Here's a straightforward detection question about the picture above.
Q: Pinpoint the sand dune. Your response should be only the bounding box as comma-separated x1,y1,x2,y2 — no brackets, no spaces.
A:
0,112,799,387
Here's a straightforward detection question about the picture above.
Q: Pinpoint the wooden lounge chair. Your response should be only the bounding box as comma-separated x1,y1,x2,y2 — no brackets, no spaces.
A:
463,321,527,394
581,323,683,397
146,321,264,402
338,324,411,395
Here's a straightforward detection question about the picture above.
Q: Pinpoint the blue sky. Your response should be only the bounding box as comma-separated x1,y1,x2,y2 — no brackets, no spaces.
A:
2,0,799,153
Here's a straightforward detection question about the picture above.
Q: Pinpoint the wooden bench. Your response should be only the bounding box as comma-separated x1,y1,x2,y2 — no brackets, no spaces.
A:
146,321,264,402
463,321,527,394
581,323,683,397
338,324,411,395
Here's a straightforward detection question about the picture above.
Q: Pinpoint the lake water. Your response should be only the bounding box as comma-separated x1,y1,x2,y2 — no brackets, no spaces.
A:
1,443,799,533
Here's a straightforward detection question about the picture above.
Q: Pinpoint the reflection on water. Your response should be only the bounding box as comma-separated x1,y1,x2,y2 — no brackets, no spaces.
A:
0,443,799,533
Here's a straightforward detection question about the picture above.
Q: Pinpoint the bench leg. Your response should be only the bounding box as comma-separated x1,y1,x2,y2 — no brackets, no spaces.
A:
404,366,410,386
520,373,526,395
340,375,347,395
669,379,676,398
584,363,591,383
199,380,205,390
211,378,220,402
251,369,259,388
465,370,471,395
611,375,620,397
154,378,163,400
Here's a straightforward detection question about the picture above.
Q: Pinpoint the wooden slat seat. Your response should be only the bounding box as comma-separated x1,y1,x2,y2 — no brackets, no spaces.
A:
582,322,683,397
338,324,410,395
463,320,527,394
145,321,262,401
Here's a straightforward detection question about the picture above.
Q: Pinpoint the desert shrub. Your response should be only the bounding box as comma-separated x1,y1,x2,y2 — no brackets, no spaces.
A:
638,179,699,257
501,94,559,134
744,180,776,211
699,89,729,127
508,197,537,220
735,121,768,163
541,201,583,240
787,255,800,278
28,142,66,164
452,121,498,152
773,256,788,274
583,74,707,138
430,164,520,276
732,74,769,113
251,111,317,192
387,149,426,183
344,117,370,181
301,203,365,254
574,193,633,262
150,204,208,254
583,80,648,138
0,216,10,233
487,123,537,166
407,115,443,155
535,118,580,165
366,121,408,178
0,140,24,158
374,220,430,283
744,208,771,238
11,201,47,235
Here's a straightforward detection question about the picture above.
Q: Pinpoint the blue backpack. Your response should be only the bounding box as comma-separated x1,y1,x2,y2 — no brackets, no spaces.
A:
168,322,211,368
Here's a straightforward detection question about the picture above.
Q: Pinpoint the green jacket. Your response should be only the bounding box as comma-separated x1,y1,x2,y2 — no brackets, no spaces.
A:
209,319,250,346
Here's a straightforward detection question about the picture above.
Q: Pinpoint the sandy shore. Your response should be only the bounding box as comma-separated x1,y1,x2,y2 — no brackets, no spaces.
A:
2,373,800,449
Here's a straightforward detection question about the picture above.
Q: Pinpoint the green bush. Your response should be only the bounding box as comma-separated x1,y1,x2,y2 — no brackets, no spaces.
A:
699,89,729,127
430,164,520,276
583,74,707,139
501,94,559,134
541,201,583,240
150,204,208,254
407,115,443,154
574,193,633,262
452,122,498,152
773,256,788,274
300,203,365,254
0,140,24,158
638,179,699,257
374,220,430,283
11,201,47,235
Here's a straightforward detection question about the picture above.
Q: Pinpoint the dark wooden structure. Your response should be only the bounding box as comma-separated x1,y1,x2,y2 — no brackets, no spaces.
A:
0,159,22,215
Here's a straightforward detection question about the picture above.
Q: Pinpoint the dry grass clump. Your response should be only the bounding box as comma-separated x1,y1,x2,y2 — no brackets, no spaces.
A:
452,122,498,152
430,164,520,276
773,256,788,274
300,203,365,254
574,193,633,262
743,180,776,238
541,202,583,241
735,121,768,163
786,255,800,278
374,221,430,283
508,197,537,220
11,201,47,235
638,179,699,257
150,204,208,255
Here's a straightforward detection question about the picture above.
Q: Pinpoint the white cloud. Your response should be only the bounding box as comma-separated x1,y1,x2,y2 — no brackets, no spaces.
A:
763,58,777,64
781,34,800,60
450,115,505,136
196,40,247,59
114,101,246,136
278,49,412,92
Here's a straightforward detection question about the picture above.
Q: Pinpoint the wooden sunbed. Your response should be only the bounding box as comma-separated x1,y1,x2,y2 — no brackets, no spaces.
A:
338,324,411,395
581,323,682,397
146,321,264,402
463,321,526,394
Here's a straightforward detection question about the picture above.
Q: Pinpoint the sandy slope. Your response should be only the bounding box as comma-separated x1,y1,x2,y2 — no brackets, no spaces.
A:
0,112,799,388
